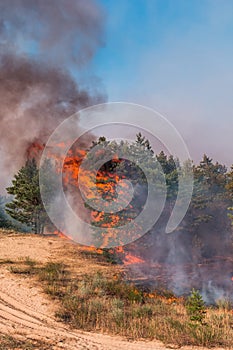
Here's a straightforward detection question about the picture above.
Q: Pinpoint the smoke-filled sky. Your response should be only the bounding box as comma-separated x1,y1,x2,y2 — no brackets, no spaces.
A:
0,0,106,191
0,0,232,193
94,0,233,166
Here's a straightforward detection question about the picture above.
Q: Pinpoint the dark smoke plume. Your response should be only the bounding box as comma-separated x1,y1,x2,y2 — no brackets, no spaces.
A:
0,0,106,190
0,0,105,65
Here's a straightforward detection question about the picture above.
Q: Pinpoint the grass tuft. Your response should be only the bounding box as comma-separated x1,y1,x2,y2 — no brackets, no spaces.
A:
0,334,50,350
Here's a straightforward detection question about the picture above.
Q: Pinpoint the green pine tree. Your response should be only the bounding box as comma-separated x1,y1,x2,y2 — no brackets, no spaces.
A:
186,289,206,323
5,159,47,234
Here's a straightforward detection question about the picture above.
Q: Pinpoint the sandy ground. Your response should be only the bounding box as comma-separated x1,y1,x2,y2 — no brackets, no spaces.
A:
0,231,227,350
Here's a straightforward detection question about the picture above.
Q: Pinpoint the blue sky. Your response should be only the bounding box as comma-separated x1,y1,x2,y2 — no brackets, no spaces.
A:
92,0,233,165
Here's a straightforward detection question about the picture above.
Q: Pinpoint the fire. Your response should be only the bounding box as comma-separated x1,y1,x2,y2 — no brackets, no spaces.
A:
61,144,139,247
114,246,145,266
26,141,44,160
116,246,124,253
145,292,180,305
53,230,76,241
26,139,141,251
123,252,145,265
53,230,70,240
80,245,103,255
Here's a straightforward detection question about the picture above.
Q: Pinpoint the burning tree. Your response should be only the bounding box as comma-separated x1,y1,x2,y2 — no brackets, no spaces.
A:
81,135,166,247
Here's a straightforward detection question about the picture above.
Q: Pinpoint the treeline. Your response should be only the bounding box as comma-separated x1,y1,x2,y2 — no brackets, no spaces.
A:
85,135,233,248
0,134,233,240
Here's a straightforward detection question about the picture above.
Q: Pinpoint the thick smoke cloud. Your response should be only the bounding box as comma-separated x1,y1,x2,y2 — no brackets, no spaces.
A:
0,0,106,190
0,0,105,65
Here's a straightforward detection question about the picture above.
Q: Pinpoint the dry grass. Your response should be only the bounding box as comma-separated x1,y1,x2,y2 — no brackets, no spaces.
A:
0,334,50,350
7,258,233,348
54,272,233,347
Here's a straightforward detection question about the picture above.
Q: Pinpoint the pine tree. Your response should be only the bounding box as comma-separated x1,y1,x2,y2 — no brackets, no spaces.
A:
85,135,165,247
196,155,227,193
156,152,179,199
226,166,233,199
136,132,153,153
5,159,46,234
186,289,206,323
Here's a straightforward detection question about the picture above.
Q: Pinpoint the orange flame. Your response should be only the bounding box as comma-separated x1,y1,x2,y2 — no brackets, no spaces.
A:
53,230,70,240
123,252,145,265
26,141,44,160
26,140,141,250
61,145,139,247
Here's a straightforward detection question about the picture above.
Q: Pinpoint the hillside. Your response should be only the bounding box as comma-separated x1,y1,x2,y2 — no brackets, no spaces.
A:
0,230,165,349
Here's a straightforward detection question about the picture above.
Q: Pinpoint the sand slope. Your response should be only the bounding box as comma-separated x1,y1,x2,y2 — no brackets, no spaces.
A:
0,231,226,350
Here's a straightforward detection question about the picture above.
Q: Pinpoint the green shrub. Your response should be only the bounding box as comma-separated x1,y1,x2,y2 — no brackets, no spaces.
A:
186,289,206,323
